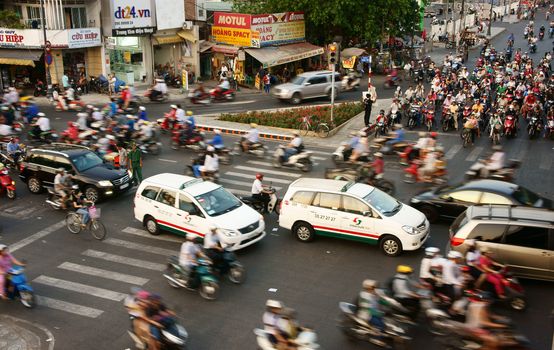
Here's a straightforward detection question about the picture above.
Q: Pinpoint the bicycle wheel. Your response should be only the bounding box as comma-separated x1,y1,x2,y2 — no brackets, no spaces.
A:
66,213,82,234
316,123,330,138
298,122,310,136
89,220,107,240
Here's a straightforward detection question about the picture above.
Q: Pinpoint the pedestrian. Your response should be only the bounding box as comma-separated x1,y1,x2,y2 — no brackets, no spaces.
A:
257,66,266,91
282,67,290,83
117,143,128,169
364,82,377,127
263,73,271,94
109,73,116,97
62,71,70,91
128,142,143,186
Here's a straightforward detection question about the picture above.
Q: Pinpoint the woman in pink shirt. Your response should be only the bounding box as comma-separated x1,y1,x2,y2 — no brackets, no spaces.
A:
0,245,25,299
477,247,506,299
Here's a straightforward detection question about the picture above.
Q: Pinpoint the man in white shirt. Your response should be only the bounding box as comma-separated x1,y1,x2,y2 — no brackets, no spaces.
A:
54,168,69,209
175,105,186,124
263,299,286,345
179,233,202,268
199,146,219,177
442,251,464,301
241,123,260,152
5,87,19,104
92,107,103,122
35,113,50,131
251,173,270,213
283,131,303,161
419,247,440,284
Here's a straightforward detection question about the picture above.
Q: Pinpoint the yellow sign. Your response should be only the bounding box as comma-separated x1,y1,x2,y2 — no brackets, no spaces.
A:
212,26,253,47
123,51,131,63
342,55,357,69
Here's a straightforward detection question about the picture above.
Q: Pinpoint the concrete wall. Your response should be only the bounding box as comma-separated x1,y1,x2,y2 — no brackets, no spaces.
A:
49,49,64,85
85,46,103,76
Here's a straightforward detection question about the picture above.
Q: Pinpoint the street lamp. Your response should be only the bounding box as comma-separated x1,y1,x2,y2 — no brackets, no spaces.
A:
39,0,53,100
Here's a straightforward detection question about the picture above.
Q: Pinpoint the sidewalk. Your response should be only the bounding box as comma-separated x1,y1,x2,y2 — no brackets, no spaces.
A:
0,315,54,350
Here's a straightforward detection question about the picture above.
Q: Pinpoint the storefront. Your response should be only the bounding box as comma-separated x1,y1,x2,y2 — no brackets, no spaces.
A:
105,36,147,84
152,29,199,82
0,49,44,91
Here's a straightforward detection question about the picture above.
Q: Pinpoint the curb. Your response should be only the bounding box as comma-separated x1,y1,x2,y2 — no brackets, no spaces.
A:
197,124,293,141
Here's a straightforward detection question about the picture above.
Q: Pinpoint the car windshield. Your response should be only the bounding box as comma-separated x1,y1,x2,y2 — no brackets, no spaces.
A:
290,76,305,85
71,152,104,172
512,186,542,207
194,187,242,217
363,188,401,217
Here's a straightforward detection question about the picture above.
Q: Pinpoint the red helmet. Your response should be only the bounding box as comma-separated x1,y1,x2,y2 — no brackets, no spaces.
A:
255,173,264,180
430,132,438,139
67,121,74,127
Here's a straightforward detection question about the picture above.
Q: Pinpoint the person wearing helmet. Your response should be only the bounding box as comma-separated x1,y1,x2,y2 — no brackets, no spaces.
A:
356,279,386,338
6,137,22,165
179,233,208,285
241,123,259,152
0,245,25,300
203,226,226,271
465,239,483,280
64,121,79,143
138,119,154,144
185,110,196,129
391,265,421,316
150,78,167,101
483,145,505,178
282,131,304,162
54,168,69,209
442,250,464,301
137,106,148,121
419,247,441,285
263,299,287,345
252,173,271,213
197,146,219,179
476,247,506,298
31,112,50,138
207,129,224,150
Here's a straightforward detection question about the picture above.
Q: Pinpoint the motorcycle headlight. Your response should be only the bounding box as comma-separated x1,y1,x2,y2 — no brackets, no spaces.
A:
402,225,417,235
410,197,420,204
98,180,113,187
220,228,240,237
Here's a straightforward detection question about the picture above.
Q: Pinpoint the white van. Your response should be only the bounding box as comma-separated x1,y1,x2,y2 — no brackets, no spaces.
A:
134,173,265,251
279,178,429,256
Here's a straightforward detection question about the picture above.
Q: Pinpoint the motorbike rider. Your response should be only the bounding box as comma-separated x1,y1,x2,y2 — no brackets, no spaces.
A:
193,81,208,99
263,299,288,346
475,145,505,178
76,112,88,130
165,105,178,131
371,152,384,178
218,76,231,94
6,137,22,165
391,265,421,317
138,106,148,121
31,112,50,138
186,110,196,130
54,168,70,209
349,135,369,162
477,247,506,299
70,188,93,227
0,244,26,300
198,146,219,179
441,250,464,302
203,226,227,273
150,78,167,101
464,113,479,145
179,233,209,287
252,173,271,214
356,279,386,346
419,247,441,286
207,129,225,150
241,123,260,152
465,239,483,280
64,121,80,143
283,131,304,162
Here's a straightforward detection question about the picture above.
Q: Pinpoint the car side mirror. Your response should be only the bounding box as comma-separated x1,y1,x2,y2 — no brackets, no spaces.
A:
304,82,311,86
362,210,372,217
440,194,452,202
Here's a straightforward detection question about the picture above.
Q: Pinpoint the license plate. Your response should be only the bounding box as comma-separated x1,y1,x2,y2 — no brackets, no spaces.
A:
120,183,129,189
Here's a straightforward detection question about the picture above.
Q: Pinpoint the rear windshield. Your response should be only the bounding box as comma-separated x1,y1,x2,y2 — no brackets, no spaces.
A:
512,186,542,207
450,212,469,236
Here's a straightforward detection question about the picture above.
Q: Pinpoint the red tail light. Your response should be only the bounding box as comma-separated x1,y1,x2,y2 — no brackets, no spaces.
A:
450,237,465,247
19,163,25,172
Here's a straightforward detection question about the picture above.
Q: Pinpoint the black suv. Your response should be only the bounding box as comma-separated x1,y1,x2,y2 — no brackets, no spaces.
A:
19,143,131,201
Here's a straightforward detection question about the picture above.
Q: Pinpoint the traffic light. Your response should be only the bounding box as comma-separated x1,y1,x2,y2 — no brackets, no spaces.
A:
328,43,337,64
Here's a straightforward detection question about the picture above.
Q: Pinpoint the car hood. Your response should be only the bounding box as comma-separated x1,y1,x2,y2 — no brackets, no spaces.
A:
211,203,261,230
80,164,127,181
411,189,437,202
392,204,427,228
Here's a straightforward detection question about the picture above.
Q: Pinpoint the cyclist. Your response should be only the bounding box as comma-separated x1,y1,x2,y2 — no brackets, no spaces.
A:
70,189,93,227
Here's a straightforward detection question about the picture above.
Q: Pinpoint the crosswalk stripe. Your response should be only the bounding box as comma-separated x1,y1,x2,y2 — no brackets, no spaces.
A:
232,189,253,197
122,227,184,243
246,160,277,167
3,205,25,213
311,156,326,161
36,295,103,318
103,238,176,256
445,144,462,160
235,166,302,178
82,249,166,271
58,262,149,286
34,275,128,301
465,146,483,162
224,171,291,184
307,150,332,156
14,207,41,217
219,178,282,190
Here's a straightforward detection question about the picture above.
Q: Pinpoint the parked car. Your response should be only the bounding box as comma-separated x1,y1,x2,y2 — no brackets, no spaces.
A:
450,205,554,281
409,180,552,223
19,143,130,202
279,178,429,257
271,71,341,105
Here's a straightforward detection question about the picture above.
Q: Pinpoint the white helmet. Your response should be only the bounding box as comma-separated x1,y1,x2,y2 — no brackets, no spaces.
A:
139,106,146,111
206,146,215,152
424,247,440,257
214,129,221,134
0,244,7,251
447,251,463,259
362,279,377,289
266,299,282,308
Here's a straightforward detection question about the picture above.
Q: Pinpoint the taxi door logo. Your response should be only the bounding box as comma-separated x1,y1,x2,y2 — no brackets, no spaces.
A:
353,218,362,226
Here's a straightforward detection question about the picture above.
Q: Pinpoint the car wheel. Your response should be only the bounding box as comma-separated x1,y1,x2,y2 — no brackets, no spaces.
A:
291,93,301,105
85,186,100,202
27,177,43,194
293,222,314,242
145,216,160,235
380,235,402,257
419,205,439,224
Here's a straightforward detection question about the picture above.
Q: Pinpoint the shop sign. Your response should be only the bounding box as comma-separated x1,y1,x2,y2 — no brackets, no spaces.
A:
68,28,101,48
212,26,253,47
105,36,116,49
0,28,40,48
213,12,251,29
111,0,156,36
267,47,324,67
250,12,305,47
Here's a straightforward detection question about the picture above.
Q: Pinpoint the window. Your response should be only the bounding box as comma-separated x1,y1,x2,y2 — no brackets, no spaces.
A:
31,153,57,168
342,195,370,215
291,191,314,205
504,225,549,250
141,186,160,200
55,156,74,172
194,187,242,217
70,7,87,28
512,186,542,206
467,223,505,243
71,152,103,172
312,192,341,210
179,196,197,213
449,190,482,203
479,192,513,205
307,76,327,85
156,190,176,207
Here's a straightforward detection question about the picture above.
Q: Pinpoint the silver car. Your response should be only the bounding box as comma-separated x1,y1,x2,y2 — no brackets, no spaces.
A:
272,71,341,104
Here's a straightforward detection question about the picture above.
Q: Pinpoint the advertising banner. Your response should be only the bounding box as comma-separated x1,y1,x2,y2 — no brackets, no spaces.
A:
111,0,156,36
342,56,356,69
0,28,69,48
68,28,101,48
212,26,253,47
214,12,251,29
155,0,185,30
250,12,305,47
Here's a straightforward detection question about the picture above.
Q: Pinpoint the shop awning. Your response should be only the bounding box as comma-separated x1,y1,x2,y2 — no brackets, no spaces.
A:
199,40,214,53
178,30,197,43
210,44,239,55
245,42,324,69
153,35,183,45
0,49,42,67
341,47,368,58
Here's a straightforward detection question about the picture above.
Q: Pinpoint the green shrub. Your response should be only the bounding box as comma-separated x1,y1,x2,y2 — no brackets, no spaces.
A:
218,102,363,129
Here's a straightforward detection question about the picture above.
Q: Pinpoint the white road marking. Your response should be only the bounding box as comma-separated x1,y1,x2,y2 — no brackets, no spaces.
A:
224,171,291,184
58,262,149,286
307,150,333,156
122,227,184,243
310,156,326,161
82,249,166,271
10,221,65,252
34,275,127,301
444,144,462,160
157,158,178,163
219,178,282,190
465,146,483,162
235,165,302,177
103,238,176,256
36,295,104,318
3,205,25,213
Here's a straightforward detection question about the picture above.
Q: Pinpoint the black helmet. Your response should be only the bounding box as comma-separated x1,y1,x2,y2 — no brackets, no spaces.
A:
379,109,385,114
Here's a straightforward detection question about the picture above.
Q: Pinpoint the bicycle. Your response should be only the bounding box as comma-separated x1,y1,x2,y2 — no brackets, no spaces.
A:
298,115,332,138
65,205,107,240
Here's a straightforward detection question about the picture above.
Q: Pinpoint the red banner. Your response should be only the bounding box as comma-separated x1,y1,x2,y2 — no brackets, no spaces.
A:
214,12,251,29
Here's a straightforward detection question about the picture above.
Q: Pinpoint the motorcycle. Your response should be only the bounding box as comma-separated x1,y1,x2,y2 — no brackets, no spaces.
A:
188,90,211,105
54,98,85,112
273,145,313,172
138,138,162,156
407,104,421,129
504,115,517,138
324,167,396,195
28,128,58,144
465,159,520,182
233,139,267,158
157,116,182,134
210,86,236,101
441,111,455,132
338,301,410,349
164,256,219,300
45,184,79,210
171,130,205,151
404,159,447,185
254,328,320,350
374,120,387,137
0,165,16,199
371,136,411,157
239,186,280,215
529,42,537,54
539,30,545,40
0,145,24,171
341,73,361,91
480,266,526,311
33,80,46,97
185,154,219,183
211,249,246,284
4,265,35,308
424,108,435,131
383,75,401,89
124,291,188,349
144,89,169,102
331,143,371,167
527,115,542,139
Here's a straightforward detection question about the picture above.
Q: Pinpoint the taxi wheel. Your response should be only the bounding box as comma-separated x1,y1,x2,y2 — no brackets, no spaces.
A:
293,222,314,242
380,235,402,257
144,216,161,235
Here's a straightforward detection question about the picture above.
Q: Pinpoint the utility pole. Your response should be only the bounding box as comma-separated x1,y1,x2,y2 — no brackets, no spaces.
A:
39,0,53,100
487,0,494,36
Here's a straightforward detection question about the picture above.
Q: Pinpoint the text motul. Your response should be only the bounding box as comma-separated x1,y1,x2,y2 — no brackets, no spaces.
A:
216,15,247,26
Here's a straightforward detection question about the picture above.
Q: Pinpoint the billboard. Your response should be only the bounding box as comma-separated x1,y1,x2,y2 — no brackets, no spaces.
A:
111,0,156,36
214,12,251,29
155,0,185,30
212,27,254,47
68,28,101,48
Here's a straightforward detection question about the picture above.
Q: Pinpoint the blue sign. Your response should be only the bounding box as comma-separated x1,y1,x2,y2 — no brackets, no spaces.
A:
360,56,370,63
45,53,53,65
